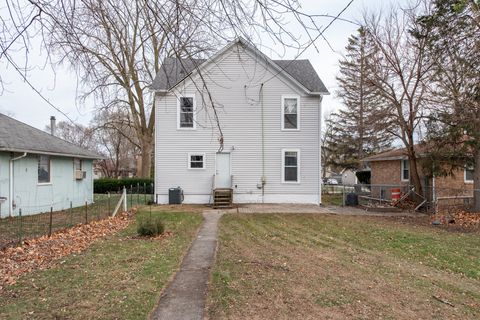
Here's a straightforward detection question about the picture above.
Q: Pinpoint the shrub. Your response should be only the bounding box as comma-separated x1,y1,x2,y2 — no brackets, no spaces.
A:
94,178,154,194
137,216,165,237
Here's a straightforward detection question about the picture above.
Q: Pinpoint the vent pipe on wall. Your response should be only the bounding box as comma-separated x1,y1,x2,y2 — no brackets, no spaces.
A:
50,116,56,136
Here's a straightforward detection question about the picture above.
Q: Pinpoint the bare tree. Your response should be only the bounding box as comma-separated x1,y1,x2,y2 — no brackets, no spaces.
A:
2,0,356,178
45,121,97,149
363,4,433,202
92,109,140,178
417,0,480,210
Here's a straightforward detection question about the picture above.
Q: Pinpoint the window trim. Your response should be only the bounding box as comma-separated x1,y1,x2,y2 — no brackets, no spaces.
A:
281,148,300,183
464,166,474,183
281,95,300,131
401,159,410,182
38,155,51,185
187,152,206,170
177,95,196,130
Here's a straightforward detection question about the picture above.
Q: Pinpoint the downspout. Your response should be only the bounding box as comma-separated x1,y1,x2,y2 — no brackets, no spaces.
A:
260,83,266,203
9,152,27,217
318,95,323,205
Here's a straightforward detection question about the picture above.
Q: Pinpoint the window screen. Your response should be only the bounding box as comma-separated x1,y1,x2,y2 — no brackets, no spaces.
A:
179,97,194,128
38,155,51,183
283,98,298,129
284,151,298,182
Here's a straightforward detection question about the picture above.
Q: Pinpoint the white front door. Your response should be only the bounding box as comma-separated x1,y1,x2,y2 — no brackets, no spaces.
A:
215,153,231,188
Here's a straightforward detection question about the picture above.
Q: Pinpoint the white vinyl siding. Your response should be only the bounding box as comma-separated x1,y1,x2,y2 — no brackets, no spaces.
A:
155,43,321,201
401,159,409,181
281,95,300,130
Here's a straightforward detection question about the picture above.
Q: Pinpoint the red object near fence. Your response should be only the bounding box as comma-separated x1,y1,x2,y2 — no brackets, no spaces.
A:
391,188,401,201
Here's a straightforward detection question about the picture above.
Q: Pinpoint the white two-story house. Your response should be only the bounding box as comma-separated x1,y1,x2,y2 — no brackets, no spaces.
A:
152,38,329,206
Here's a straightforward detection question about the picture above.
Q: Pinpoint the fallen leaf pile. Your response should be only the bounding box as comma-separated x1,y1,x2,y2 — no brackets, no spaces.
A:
0,211,135,289
392,198,417,210
432,209,480,228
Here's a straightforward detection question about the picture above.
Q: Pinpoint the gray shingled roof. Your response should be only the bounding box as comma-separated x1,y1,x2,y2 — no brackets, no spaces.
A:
0,113,102,159
151,57,328,94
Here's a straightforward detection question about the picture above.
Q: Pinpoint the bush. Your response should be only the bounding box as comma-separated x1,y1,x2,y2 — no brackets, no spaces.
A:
94,178,154,194
137,216,165,237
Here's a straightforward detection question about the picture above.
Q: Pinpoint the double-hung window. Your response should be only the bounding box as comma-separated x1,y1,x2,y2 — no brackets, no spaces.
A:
401,159,410,181
282,149,300,183
282,95,300,130
38,155,51,184
465,166,474,183
74,158,82,171
178,96,195,129
188,153,205,169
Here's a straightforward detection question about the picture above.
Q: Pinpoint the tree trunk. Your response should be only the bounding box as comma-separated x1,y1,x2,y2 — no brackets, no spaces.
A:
473,148,480,212
137,136,153,178
406,144,424,205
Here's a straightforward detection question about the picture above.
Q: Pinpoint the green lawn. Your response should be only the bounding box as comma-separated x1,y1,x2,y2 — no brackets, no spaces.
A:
0,209,202,320
207,213,480,319
322,193,344,206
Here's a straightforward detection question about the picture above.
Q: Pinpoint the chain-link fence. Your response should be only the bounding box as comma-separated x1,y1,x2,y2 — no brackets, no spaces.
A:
322,183,477,214
0,184,154,249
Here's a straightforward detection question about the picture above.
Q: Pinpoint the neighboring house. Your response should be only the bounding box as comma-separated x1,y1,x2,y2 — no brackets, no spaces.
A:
362,145,474,206
0,114,101,217
341,168,358,185
152,38,329,205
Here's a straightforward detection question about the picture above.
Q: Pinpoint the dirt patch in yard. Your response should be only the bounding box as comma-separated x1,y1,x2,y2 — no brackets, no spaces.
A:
207,213,480,320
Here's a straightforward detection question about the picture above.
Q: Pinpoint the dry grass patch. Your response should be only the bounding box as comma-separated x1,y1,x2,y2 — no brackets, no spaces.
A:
207,213,480,320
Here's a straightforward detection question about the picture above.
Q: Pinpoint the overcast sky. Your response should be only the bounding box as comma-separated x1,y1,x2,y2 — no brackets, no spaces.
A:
0,0,406,130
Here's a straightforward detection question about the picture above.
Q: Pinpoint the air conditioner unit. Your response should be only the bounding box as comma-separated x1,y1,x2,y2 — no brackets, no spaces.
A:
75,170,86,180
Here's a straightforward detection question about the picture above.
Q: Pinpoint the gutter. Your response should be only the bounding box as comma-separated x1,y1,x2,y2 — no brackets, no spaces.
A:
9,152,27,217
0,147,103,160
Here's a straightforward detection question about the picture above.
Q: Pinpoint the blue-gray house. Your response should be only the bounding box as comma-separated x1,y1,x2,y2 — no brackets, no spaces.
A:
0,113,101,217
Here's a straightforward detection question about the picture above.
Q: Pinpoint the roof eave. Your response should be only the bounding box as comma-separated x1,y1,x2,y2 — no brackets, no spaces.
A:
0,147,104,159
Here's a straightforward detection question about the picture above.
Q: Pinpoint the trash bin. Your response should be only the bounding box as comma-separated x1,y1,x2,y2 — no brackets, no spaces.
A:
169,187,183,204
345,193,358,206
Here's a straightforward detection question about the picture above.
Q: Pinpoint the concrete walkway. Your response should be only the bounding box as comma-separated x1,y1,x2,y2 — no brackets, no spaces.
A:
151,210,223,320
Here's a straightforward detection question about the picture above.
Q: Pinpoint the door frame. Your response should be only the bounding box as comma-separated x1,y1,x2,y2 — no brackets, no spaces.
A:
215,152,232,188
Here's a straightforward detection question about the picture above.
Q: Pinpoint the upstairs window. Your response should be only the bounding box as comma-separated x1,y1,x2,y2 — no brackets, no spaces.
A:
38,155,51,183
401,159,410,181
188,153,205,169
282,149,300,183
465,166,474,183
178,96,195,129
282,96,300,130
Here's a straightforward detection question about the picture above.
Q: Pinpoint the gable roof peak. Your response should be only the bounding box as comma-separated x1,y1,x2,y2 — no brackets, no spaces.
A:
151,38,329,95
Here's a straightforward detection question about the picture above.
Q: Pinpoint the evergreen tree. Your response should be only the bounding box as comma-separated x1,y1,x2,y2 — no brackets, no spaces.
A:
332,27,393,170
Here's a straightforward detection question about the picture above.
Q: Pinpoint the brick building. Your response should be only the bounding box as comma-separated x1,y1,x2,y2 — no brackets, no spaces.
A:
362,146,474,208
